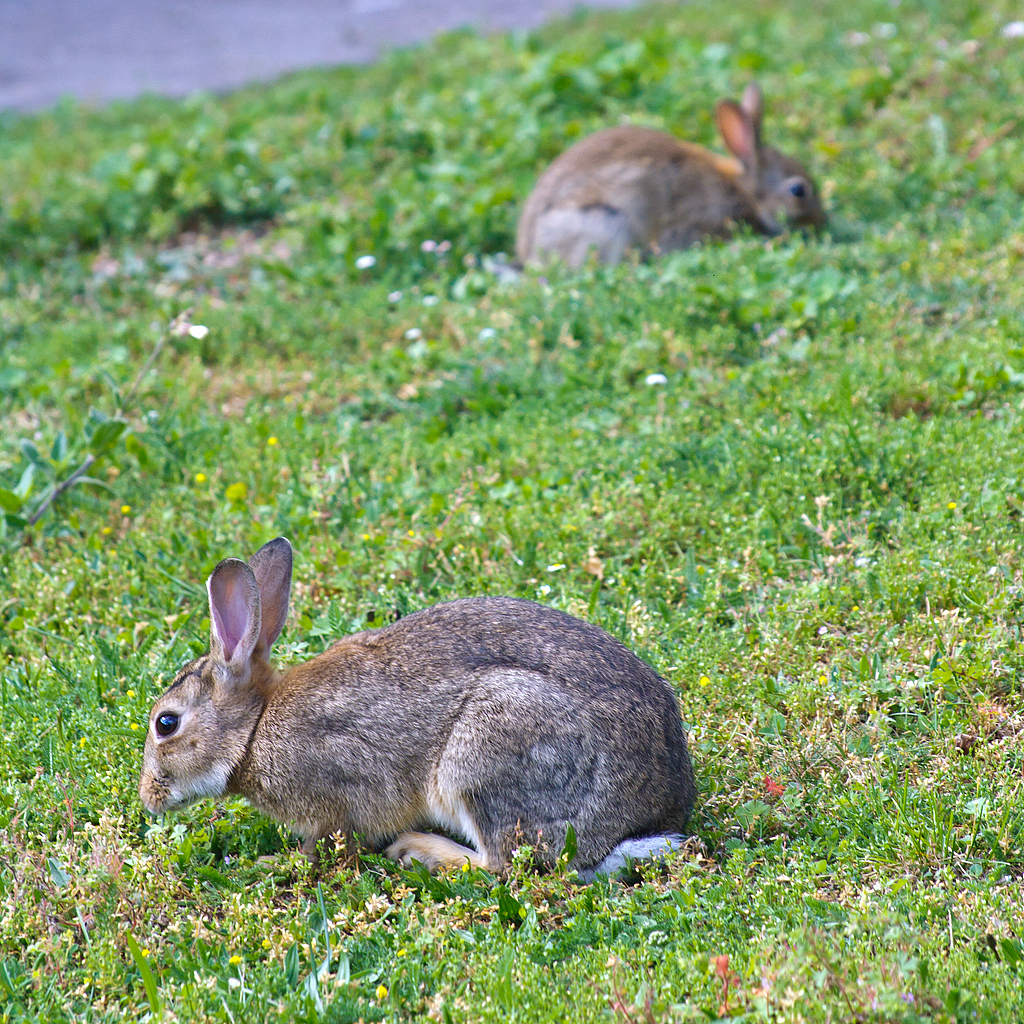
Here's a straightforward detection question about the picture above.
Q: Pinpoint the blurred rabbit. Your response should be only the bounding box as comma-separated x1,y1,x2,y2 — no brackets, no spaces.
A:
516,83,825,268
139,538,696,877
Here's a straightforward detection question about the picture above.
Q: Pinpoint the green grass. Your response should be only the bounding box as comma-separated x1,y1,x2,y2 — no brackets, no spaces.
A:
2,0,1024,1019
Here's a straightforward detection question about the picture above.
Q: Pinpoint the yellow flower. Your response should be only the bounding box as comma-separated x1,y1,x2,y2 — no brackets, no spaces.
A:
397,948,407,957
102,526,112,535
852,605,859,612
121,505,131,514
267,437,278,446
818,675,827,685
84,977,92,985
376,985,389,1001
141,949,150,958
130,722,139,731
229,955,242,965
127,689,136,698
699,675,710,687
79,737,87,748
195,472,207,483
262,939,271,950
947,501,957,510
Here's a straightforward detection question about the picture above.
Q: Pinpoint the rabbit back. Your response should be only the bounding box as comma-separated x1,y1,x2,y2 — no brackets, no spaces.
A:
428,659,692,869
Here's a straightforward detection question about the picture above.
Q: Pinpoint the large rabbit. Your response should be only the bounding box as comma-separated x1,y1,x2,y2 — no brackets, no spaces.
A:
516,83,826,268
139,538,696,877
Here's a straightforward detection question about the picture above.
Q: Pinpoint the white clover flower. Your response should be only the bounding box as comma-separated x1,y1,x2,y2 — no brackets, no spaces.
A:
422,295,439,307
478,328,496,341
355,255,376,270
421,240,437,253
1002,21,1024,39
188,324,209,339
387,290,403,302
645,373,668,386
404,327,422,340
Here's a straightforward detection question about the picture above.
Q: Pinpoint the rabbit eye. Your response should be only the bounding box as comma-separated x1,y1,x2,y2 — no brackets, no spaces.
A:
789,180,807,199
156,712,180,737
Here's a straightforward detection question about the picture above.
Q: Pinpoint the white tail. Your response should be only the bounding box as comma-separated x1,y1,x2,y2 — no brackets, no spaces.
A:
577,833,685,881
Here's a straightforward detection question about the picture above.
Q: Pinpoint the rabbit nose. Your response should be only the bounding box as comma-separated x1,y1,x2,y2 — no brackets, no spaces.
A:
139,773,170,813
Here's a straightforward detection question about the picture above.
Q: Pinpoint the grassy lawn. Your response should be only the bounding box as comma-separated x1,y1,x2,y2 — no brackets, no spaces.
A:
2,0,1024,1020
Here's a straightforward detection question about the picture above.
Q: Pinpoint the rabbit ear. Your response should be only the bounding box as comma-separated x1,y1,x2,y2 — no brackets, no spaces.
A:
248,537,292,655
716,99,759,170
740,82,764,148
208,558,262,674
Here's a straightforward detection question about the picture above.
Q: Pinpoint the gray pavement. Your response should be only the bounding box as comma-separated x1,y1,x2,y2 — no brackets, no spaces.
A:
1,0,637,111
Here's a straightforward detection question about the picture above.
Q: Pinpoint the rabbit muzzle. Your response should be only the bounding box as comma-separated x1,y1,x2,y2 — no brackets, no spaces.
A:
753,211,786,237
138,766,176,814
139,754,232,814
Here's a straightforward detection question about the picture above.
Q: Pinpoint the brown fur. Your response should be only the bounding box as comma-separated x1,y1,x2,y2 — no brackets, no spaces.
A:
516,82,826,268
139,538,696,875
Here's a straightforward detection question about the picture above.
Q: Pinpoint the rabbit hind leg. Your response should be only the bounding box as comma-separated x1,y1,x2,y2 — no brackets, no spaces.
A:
533,204,634,268
385,831,489,872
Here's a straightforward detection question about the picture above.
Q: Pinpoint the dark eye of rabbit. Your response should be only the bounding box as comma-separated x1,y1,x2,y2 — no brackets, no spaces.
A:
789,180,807,199
156,712,180,737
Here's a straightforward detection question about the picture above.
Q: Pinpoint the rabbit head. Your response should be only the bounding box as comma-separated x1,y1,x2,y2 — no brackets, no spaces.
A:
138,538,293,815
716,82,826,237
